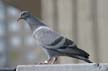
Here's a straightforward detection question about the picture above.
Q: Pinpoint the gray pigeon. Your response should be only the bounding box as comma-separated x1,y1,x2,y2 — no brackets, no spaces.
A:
17,11,92,64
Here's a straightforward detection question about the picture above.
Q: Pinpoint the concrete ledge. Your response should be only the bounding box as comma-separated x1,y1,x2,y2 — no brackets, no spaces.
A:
17,63,108,71
16,63,99,71
99,64,108,71
0,68,16,71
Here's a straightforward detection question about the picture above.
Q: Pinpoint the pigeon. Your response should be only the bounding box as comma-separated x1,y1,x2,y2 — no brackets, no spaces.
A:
17,11,92,64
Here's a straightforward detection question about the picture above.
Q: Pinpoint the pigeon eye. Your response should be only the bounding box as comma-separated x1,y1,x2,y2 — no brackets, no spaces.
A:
22,13,26,16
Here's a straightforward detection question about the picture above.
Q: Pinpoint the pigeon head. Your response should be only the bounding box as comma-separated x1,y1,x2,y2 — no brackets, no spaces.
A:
18,11,31,21
17,11,46,31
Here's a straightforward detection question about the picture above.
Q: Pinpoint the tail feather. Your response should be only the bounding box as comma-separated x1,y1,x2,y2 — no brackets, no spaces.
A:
68,54,92,63
65,46,92,63
57,45,90,60
74,47,89,59
63,39,90,59
73,55,92,63
68,46,90,59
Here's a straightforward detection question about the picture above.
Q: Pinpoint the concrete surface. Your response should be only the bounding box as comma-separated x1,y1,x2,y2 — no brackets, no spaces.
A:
17,63,99,71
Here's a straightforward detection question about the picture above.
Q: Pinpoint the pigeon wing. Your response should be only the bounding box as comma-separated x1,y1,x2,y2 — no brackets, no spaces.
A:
33,26,89,59
33,26,66,49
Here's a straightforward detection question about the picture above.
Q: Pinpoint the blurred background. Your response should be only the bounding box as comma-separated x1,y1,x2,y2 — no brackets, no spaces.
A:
0,0,108,68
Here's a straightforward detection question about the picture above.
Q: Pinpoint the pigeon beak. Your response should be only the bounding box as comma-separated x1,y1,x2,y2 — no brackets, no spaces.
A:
17,17,23,22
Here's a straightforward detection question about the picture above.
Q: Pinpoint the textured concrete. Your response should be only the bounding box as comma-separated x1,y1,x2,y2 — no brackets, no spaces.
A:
17,63,99,71
99,64,108,71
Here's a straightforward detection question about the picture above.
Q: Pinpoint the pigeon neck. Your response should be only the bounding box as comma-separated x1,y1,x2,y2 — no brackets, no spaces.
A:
26,16,45,32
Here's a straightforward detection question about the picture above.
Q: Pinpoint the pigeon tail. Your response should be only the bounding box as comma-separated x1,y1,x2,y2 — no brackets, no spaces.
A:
73,47,90,59
69,55,93,63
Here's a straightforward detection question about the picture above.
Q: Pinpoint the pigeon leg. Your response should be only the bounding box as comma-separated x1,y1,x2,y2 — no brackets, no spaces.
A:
41,57,57,64
50,57,57,64
39,57,52,64
44,57,52,64
38,60,48,64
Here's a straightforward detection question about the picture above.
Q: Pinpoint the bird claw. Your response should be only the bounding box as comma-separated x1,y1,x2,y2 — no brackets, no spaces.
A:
38,57,57,65
39,60,49,64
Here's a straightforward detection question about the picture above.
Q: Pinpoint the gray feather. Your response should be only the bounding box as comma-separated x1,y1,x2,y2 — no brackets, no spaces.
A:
25,15,45,31
18,11,92,63
33,26,66,49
